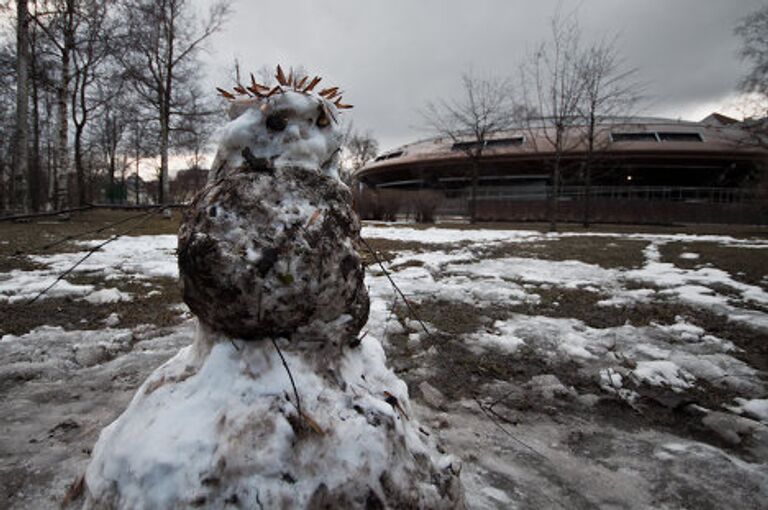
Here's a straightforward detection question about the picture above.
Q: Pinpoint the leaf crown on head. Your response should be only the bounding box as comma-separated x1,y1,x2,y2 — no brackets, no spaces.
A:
216,65,353,116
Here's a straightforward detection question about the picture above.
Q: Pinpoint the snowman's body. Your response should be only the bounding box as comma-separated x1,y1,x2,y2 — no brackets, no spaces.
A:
83,69,465,509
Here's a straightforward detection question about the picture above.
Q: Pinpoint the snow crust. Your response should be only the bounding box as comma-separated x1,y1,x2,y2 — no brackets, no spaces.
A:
729,398,768,423
82,288,132,304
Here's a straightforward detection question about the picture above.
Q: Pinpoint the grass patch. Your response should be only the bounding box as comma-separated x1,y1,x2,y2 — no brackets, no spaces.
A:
0,209,180,260
366,220,768,237
480,236,648,269
659,241,768,291
0,277,183,337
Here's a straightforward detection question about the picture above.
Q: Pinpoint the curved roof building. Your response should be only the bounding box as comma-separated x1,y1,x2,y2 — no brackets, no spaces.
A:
355,115,768,223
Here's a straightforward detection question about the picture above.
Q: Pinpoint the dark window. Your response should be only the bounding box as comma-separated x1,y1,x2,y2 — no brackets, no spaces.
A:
657,132,703,142
374,151,404,162
486,137,524,148
451,141,482,151
452,137,525,151
611,132,658,142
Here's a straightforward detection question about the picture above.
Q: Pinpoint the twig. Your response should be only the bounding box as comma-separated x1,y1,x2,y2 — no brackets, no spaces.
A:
24,211,156,305
38,207,162,252
359,237,431,337
87,203,188,210
0,205,92,223
271,337,303,421
474,398,546,460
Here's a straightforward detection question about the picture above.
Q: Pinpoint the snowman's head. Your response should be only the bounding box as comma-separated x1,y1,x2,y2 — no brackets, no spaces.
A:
213,66,351,179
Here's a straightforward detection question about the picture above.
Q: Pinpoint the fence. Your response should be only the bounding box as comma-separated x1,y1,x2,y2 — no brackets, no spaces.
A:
359,186,767,225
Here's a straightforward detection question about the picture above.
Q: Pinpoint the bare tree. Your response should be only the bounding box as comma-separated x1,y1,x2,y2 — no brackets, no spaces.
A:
70,0,115,206
519,10,585,231
735,5,768,148
13,0,30,211
31,0,79,209
577,36,642,227
735,4,768,205
341,125,378,187
423,73,516,223
120,0,230,204
124,105,159,204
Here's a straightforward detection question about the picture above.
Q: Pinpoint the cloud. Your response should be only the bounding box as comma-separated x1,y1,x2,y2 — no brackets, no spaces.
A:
200,0,765,153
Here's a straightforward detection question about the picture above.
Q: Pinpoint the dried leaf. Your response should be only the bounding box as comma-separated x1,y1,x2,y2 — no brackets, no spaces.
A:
295,75,308,90
250,73,269,93
304,76,322,92
216,87,236,100
276,64,288,86
247,85,265,97
61,474,85,506
301,411,326,435
266,85,283,98
306,209,322,227
319,86,339,97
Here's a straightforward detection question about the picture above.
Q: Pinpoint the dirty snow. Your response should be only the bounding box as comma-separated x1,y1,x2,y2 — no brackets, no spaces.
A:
0,235,176,304
2,224,768,509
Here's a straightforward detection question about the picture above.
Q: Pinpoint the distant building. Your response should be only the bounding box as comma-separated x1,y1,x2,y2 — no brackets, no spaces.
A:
171,167,209,203
125,174,155,205
356,115,768,223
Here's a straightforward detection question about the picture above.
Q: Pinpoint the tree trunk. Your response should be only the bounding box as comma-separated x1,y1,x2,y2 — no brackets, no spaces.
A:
55,0,75,209
30,33,42,212
469,159,480,224
74,123,86,206
14,0,30,212
135,140,141,205
55,54,71,207
159,108,170,204
550,136,562,232
583,113,595,229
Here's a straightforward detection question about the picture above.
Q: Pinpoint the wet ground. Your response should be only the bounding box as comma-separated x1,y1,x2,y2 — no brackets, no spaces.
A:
0,211,766,509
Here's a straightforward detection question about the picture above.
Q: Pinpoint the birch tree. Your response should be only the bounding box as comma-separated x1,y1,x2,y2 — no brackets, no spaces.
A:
32,0,77,208
121,0,230,204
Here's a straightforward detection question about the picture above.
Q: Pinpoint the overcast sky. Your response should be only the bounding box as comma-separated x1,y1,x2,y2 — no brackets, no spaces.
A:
198,0,766,154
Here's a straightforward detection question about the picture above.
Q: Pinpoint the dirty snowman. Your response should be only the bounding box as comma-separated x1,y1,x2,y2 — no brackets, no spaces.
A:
81,66,465,509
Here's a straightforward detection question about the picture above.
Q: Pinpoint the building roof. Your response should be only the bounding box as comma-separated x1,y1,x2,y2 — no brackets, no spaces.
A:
357,115,765,182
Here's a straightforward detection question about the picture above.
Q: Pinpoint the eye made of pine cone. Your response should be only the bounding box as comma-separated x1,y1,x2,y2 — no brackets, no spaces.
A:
266,113,287,131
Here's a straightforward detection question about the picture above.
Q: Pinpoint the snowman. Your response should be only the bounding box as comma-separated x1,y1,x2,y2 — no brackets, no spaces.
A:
83,66,465,509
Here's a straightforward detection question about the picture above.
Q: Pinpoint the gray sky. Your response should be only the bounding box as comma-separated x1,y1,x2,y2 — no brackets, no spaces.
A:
199,0,766,153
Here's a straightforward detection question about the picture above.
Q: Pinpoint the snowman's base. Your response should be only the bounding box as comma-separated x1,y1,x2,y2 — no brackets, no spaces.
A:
84,324,464,509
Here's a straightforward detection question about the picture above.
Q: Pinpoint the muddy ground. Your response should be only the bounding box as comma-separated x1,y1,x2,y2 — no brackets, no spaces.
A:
0,210,767,509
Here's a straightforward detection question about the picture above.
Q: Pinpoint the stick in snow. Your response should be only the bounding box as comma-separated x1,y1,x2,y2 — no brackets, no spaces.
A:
359,237,432,338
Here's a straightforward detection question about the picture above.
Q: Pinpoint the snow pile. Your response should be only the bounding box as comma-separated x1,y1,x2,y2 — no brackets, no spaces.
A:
85,325,463,508
632,360,696,391
82,288,132,305
728,398,768,424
